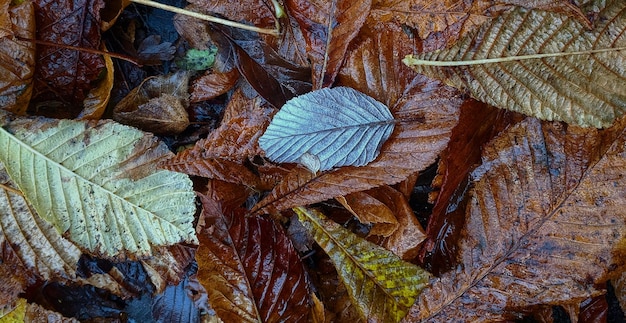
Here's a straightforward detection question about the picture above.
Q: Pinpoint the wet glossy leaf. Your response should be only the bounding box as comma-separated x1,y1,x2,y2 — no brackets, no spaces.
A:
0,163,81,281
190,69,239,103
259,87,395,171
197,182,311,322
404,0,626,128
251,23,461,215
113,72,190,135
337,191,399,237
370,0,587,42
0,1,35,115
78,49,114,120
405,117,626,321
287,0,371,88
0,114,197,257
160,89,271,187
294,206,430,322
31,0,106,116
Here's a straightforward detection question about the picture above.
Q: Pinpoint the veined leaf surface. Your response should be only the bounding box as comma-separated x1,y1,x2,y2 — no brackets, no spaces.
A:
294,206,430,322
404,0,626,128
259,87,395,171
0,115,197,257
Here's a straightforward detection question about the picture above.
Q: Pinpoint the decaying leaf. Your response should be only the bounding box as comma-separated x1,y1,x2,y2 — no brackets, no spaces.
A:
0,113,197,257
160,89,272,187
404,0,626,128
78,48,114,120
25,301,80,323
113,72,190,135
294,206,430,323
197,181,311,322
405,117,626,321
30,0,107,116
337,191,399,237
259,87,395,171
286,0,371,88
190,68,239,103
0,0,35,115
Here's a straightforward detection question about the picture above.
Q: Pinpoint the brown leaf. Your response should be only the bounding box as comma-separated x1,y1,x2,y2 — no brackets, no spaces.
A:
404,117,626,322
252,23,462,215
113,72,190,135
370,0,588,45
286,0,371,88
78,47,114,120
417,100,522,273
337,191,399,237
30,0,106,117
190,68,239,103
0,0,35,115
160,89,272,187
25,302,80,323
197,182,311,322
0,243,36,312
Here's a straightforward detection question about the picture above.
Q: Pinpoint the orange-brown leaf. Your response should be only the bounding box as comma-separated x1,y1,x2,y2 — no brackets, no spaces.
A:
404,117,626,322
286,0,372,88
190,69,239,103
160,90,272,187
251,23,461,214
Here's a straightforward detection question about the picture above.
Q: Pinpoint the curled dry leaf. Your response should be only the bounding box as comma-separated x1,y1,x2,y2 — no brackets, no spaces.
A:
78,47,114,120
337,191,399,237
251,23,462,215
113,72,190,135
0,0,35,115
286,0,372,88
197,183,311,322
405,117,626,322
404,0,626,128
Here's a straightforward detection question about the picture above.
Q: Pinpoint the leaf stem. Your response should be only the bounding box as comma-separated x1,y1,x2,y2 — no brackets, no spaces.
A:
16,36,140,65
130,0,279,36
0,183,23,196
403,47,626,66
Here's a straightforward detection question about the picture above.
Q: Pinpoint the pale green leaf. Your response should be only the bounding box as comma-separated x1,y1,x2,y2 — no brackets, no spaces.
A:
403,0,626,128
259,87,395,171
294,206,430,323
0,116,197,257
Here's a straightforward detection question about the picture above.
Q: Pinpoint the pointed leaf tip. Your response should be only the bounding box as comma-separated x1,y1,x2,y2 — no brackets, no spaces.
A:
294,206,430,322
259,87,395,171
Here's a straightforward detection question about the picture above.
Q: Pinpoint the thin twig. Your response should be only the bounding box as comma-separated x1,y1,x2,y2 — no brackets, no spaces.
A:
130,0,279,36
16,36,140,65
403,46,626,66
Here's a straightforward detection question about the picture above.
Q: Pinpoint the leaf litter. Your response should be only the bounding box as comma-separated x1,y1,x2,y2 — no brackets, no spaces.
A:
1,0,626,321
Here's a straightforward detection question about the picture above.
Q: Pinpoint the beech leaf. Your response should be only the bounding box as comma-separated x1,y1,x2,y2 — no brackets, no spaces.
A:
0,114,197,257
404,117,626,321
259,86,395,171
403,0,626,128
294,206,430,322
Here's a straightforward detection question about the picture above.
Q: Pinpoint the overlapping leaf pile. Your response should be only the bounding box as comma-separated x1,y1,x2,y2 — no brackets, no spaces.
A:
1,0,625,321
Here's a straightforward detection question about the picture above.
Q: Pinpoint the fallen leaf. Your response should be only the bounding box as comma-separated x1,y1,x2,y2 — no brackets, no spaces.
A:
190,68,239,103
0,163,82,281
337,191,399,237
1,298,26,322
113,72,190,135
613,272,626,316
286,0,372,88
136,34,175,65
197,182,311,322
0,0,35,115
78,47,114,120
0,113,197,257
160,89,272,187
30,0,107,116
404,117,626,321
25,301,79,323
259,87,395,171
404,0,626,127
294,206,430,322
151,268,208,323
0,242,36,314
370,0,588,43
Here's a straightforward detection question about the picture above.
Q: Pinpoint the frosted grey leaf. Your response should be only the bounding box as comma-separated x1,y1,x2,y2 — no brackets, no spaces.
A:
258,87,395,171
